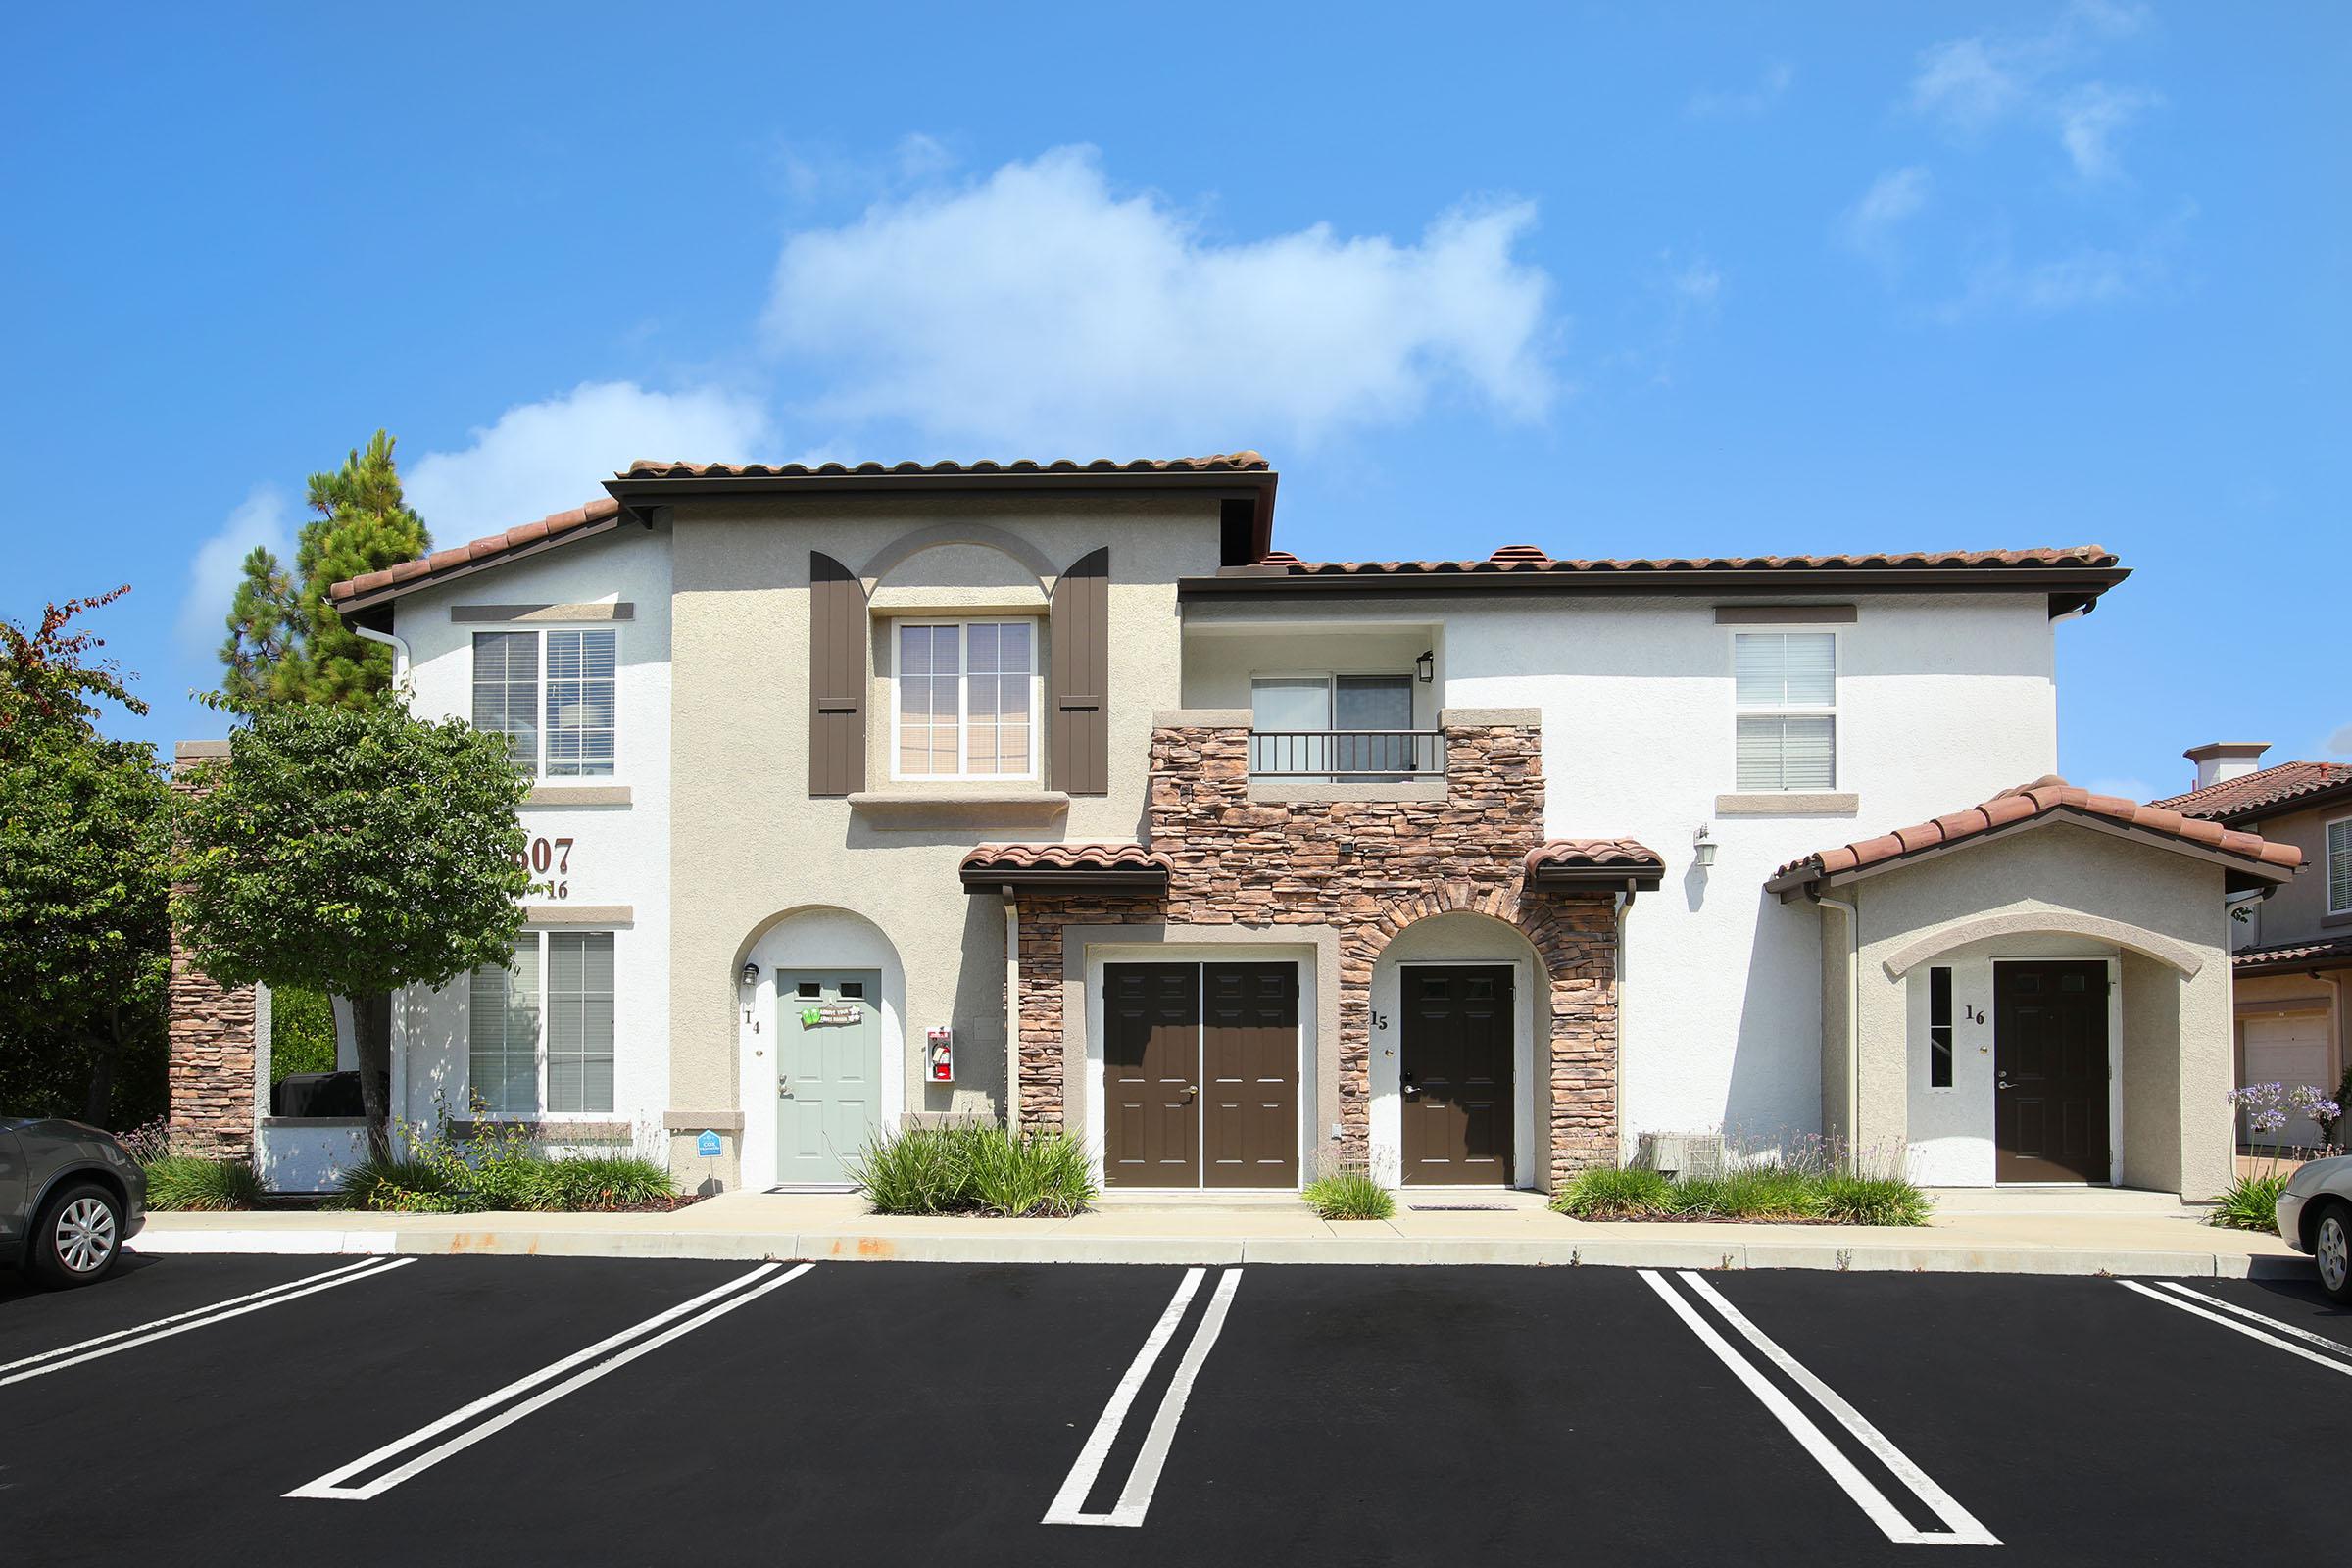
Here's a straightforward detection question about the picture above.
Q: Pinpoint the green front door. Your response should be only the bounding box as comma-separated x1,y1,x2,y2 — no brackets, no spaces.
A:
776,970,882,1186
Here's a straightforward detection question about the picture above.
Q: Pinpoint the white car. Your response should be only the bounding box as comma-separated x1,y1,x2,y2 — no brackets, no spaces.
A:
2276,1153,2352,1303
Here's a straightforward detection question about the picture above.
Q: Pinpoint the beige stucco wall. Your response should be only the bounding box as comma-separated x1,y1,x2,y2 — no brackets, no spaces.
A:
664,492,1220,1185
1822,818,2236,1197
2227,804,2345,948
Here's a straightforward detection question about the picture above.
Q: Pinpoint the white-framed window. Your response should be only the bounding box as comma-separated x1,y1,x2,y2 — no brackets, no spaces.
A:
891,618,1038,780
467,931,616,1116
2328,816,2352,914
471,627,618,778
1734,630,1837,791
1248,672,1420,777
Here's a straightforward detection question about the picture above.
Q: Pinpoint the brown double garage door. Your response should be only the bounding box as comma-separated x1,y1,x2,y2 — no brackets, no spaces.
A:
1104,962,1298,1188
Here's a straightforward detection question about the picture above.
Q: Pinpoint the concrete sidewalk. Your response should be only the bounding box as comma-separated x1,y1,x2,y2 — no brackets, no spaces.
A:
126,1185,2310,1280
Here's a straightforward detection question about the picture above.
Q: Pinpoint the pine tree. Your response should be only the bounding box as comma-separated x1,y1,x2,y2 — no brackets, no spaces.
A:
285,429,430,708
219,544,296,708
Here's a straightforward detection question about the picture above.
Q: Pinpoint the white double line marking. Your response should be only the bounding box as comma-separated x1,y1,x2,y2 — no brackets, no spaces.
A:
2122,1280,2352,1378
1642,1270,1999,1547
1,1258,414,1388
289,1262,811,1501
1044,1266,1243,1528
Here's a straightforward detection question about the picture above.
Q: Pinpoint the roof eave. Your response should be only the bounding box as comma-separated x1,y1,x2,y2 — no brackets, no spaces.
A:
957,868,1171,893
331,512,631,617
1770,807,2300,902
1179,564,2131,608
2200,777,2352,829
1526,866,1663,893
607,468,1272,508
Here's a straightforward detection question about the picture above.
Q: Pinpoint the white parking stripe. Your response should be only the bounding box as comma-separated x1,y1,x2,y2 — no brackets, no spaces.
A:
288,1263,810,1501
1677,1273,1999,1545
1042,1267,1205,1527
0,1259,415,1389
2120,1281,2352,1379
0,1259,389,1378
2151,1282,2352,1360
1642,1271,1999,1547
1109,1266,1243,1526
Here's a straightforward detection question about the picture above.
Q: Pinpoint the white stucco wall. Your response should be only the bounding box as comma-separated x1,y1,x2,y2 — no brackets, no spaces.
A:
384,526,674,1139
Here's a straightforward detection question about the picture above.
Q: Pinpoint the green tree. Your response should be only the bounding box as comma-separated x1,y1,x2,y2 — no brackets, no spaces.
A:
174,697,531,1156
0,589,172,1125
219,545,297,709
217,429,430,708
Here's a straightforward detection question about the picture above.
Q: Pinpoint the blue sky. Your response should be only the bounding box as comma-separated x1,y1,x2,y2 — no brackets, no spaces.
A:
5,2,2343,801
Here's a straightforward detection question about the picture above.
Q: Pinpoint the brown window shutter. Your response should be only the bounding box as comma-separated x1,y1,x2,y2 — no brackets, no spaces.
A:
1050,547,1109,796
808,551,867,797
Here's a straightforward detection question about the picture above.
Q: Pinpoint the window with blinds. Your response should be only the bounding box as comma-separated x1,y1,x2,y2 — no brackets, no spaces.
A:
893,619,1038,780
1734,631,1838,791
2329,818,2352,914
470,627,618,778
466,931,616,1117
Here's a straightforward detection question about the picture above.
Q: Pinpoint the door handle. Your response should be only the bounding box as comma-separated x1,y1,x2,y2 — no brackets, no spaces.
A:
777,1080,792,1098
1180,1084,1198,1102
1995,1075,2012,1090
1401,1076,1420,1102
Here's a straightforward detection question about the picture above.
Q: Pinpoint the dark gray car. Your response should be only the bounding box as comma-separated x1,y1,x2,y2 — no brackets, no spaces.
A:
0,1117,147,1288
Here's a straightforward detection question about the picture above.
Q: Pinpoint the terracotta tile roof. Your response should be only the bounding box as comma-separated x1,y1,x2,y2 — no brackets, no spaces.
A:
1271,546,2119,576
330,495,623,606
1524,838,1665,890
957,842,1173,890
2153,761,2352,823
1769,775,2304,896
2233,936,2352,974
622,452,1268,480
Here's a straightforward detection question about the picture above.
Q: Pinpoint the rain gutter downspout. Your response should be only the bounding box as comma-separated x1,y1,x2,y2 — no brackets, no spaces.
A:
1614,887,1635,1169
353,623,412,684
1002,885,1020,1132
1816,890,1861,1170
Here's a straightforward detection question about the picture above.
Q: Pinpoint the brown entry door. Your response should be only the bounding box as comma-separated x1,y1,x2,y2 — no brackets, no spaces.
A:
1401,965,1515,1185
1104,964,1200,1186
1994,960,2111,1183
1202,963,1300,1188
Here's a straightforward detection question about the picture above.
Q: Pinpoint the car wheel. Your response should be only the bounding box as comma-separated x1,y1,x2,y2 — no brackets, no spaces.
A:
26,1182,124,1289
2315,1201,2352,1306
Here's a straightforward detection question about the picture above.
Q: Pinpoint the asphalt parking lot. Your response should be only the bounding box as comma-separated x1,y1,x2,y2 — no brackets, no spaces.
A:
3,1252,2347,1567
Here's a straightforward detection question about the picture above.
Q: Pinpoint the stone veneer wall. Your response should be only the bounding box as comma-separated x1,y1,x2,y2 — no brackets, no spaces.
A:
167,742,256,1159
1011,721,1621,1185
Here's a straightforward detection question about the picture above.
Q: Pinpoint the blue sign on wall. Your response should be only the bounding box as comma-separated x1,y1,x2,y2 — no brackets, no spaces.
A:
697,1129,722,1158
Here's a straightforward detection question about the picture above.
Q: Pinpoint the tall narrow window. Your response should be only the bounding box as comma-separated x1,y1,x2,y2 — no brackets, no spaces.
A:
471,632,539,772
2329,818,2352,915
1928,965,1954,1090
545,932,615,1114
468,938,542,1115
893,620,1036,780
1734,631,1837,790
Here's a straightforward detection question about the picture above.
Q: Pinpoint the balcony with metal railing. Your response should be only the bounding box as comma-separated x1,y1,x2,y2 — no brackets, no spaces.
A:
1245,728,1447,783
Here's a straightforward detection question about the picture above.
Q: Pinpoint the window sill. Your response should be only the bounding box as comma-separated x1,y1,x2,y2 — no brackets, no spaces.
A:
1715,792,1860,817
848,790,1072,830
1248,779,1447,804
449,1118,630,1140
525,784,631,808
523,903,633,925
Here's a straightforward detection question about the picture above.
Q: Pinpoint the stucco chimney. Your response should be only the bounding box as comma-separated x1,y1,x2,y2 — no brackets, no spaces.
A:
2183,741,2270,791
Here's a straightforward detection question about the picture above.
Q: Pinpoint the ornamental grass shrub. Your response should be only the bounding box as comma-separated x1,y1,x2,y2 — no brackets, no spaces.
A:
1552,1139,1930,1227
2208,1171,2291,1233
1302,1167,1396,1220
849,1124,1097,1218
330,1102,677,1213
143,1154,266,1212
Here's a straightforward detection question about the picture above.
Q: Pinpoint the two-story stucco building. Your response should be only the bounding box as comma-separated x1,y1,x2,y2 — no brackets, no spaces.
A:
309,451,2302,1200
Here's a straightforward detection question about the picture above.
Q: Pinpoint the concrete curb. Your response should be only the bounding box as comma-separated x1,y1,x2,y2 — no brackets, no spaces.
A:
127,1224,2309,1279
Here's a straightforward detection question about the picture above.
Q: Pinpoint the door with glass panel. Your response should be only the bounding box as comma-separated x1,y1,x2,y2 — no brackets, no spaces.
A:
776,971,882,1186
1249,674,1415,780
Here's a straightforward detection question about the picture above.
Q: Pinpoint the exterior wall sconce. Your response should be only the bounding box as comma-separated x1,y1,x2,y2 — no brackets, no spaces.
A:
1692,823,1717,871
1415,650,1435,683
740,961,760,988
739,962,760,1028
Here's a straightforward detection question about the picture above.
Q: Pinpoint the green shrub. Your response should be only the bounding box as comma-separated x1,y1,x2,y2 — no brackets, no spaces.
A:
1302,1169,1395,1220
143,1155,266,1211
848,1124,1097,1217
1668,1165,1825,1220
332,1154,452,1211
269,986,338,1082
2209,1171,2290,1232
1552,1165,1672,1218
1817,1171,1933,1226
524,1155,677,1210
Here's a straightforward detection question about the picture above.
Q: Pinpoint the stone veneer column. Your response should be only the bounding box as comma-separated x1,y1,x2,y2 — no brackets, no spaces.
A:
1007,718,1623,1186
167,741,257,1159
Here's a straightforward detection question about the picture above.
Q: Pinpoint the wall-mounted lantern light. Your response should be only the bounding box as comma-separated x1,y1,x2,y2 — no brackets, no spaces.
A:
1692,823,1717,871
1415,649,1435,683
740,961,760,988
739,961,760,1028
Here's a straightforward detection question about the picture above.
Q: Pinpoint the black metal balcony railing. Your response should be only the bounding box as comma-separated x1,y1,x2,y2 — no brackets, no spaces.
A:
1248,730,1446,780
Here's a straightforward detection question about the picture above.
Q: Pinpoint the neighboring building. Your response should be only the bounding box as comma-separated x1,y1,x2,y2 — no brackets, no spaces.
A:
255,451,2294,1200
2157,747,2352,1149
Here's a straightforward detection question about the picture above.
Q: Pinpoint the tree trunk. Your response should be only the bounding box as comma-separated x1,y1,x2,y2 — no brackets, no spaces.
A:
349,991,395,1161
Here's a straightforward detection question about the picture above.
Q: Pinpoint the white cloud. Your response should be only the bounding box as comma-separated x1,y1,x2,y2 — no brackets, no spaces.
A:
176,486,291,661
1688,60,1793,118
1841,167,1934,263
405,380,774,542
2056,82,2160,180
1669,257,1723,307
760,145,1555,455
1908,3,2156,177
2326,723,2352,757
1936,199,2192,318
